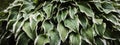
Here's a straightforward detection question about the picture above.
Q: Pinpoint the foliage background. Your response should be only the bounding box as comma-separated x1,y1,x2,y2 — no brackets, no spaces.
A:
0,0,120,45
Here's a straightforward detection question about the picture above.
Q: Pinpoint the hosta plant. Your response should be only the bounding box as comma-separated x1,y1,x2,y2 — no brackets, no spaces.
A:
0,0,120,45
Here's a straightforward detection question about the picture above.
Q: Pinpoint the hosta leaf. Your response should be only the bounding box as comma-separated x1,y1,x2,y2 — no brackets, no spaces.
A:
34,34,49,45
69,33,81,45
94,19,103,24
32,11,41,21
13,20,22,33
68,6,77,19
43,3,53,19
16,13,23,20
61,10,68,21
8,6,20,20
22,21,36,40
103,14,119,25
47,30,61,45
57,23,70,42
56,12,61,23
21,0,35,13
29,15,37,31
57,9,68,23
101,2,115,14
94,2,103,12
95,23,106,36
37,11,44,21
22,13,29,20
42,21,54,33
77,3,94,17
16,32,30,45
64,16,79,32
81,27,94,44
79,16,88,29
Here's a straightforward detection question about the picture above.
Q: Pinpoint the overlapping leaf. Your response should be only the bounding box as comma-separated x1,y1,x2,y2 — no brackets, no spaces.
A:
57,23,70,42
81,26,95,44
64,16,80,32
42,21,54,33
69,33,81,45
22,21,36,40
43,3,53,19
79,16,88,29
47,30,61,45
57,9,68,23
34,34,49,45
68,6,77,19
95,23,106,36
77,2,94,17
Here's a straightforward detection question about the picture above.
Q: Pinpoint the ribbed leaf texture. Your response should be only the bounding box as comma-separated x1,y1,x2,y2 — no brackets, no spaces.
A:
0,0,120,45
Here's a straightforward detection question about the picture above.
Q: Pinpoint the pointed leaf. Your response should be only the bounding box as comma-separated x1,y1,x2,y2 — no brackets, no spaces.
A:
21,0,35,13
77,3,94,17
94,2,103,12
13,20,22,33
22,21,36,40
69,33,81,45
42,21,54,33
94,19,103,24
81,27,94,44
102,2,115,14
69,6,77,19
64,16,79,32
103,14,119,25
37,11,44,21
47,30,61,45
79,16,88,29
95,23,106,36
34,35,49,45
29,15,37,30
57,23,69,42
57,9,68,23
43,3,52,19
